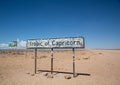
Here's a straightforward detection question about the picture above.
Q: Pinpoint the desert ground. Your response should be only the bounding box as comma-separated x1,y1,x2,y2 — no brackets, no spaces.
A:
0,49,120,85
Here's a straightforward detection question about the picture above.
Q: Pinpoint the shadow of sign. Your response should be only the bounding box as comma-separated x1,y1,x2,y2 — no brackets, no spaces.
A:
38,70,91,76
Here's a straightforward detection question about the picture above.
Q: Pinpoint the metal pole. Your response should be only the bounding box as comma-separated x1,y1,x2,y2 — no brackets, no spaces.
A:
72,48,76,77
51,48,53,74
35,49,37,74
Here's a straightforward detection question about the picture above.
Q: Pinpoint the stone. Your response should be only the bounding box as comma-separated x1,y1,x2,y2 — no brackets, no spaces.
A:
47,74,54,78
53,72,58,75
31,74,35,76
64,75,71,79
43,73,49,76
26,72,30,74
82,56,90,60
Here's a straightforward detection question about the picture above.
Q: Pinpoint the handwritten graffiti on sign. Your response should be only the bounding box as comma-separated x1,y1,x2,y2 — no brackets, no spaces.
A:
27,36,85,49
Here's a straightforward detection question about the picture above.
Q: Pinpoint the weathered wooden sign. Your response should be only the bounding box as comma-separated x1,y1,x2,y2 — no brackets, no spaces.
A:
26,36,84,49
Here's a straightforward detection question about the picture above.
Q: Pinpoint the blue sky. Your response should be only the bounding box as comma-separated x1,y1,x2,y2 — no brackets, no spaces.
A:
0,0,120,49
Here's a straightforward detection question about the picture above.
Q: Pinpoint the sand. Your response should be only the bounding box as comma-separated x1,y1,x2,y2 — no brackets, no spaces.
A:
0,49,120,85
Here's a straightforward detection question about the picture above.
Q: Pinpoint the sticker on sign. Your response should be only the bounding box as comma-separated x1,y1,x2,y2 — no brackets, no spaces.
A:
26,36,85,49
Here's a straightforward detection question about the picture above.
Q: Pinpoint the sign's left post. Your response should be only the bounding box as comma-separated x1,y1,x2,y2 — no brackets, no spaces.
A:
35,48,37,74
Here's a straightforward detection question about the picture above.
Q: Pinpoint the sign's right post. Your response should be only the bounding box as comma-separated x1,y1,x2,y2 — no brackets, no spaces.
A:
72,48,76,77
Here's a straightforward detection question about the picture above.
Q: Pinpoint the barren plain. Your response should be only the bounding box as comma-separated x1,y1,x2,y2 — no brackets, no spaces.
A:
0,49,120,85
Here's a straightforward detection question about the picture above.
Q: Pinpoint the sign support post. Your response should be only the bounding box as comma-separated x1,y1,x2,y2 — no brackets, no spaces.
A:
51,48,54,74
72,48,76,77
35,48,37,74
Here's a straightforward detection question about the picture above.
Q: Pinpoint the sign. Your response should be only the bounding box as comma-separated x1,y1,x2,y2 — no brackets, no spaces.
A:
9,41,17,47
27,36,85,49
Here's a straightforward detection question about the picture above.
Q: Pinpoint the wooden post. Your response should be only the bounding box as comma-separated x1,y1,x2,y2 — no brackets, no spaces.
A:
35,49,37,74
51,48,53,74
72,48,76,77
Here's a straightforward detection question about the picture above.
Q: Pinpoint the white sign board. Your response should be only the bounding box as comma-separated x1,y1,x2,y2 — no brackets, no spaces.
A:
27,36,84,49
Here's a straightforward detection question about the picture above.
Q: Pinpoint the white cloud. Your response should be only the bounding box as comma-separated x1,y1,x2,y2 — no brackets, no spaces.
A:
0,43,8,47
0,43,9,49
17,40,26,48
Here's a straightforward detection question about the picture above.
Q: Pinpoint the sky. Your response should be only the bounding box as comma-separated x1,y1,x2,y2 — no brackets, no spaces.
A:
0,0,120,49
